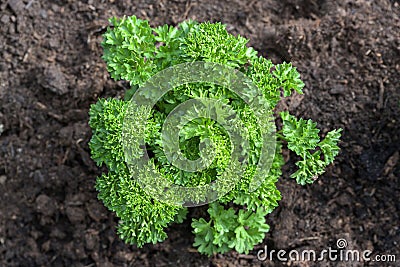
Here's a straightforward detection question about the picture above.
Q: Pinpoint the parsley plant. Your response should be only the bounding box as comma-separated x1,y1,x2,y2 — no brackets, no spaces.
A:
89,16,342,256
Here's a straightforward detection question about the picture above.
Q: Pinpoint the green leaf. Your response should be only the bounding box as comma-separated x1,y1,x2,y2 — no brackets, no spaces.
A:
192,203,269,256
192,218,219,256
281,111,320,156
280,111,342,185
319,129,342,164
89,98,128,172
273,62,304,97
181,22,257,68
102,16,157,86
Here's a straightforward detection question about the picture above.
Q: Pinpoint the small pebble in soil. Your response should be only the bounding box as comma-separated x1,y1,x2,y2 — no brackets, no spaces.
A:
39,9,47,19
35,194,57,216
0,175,6,185
65,206,86,224
8,0,24,14
42,66,69,95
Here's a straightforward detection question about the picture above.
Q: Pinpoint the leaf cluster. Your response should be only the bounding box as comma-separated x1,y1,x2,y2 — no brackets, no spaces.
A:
280,111,342,185
89,98,187,246
192,203,269,256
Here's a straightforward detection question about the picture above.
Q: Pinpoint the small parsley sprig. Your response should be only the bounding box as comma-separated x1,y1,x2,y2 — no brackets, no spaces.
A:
280,111,342,185
89,15,342,256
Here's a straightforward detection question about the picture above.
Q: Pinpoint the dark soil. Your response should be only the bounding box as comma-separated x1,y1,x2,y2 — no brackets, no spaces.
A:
0,0,399,266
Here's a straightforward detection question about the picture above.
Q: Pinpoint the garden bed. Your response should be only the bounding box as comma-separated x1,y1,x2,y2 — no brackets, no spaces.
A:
0,0,399,266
